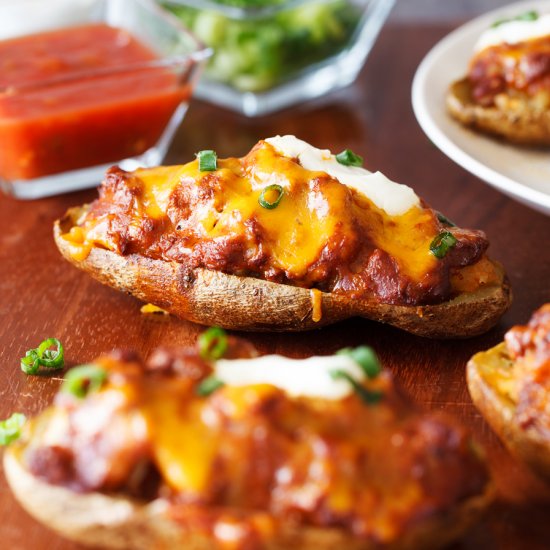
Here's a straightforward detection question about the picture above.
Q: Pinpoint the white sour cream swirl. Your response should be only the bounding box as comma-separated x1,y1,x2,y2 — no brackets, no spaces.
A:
215,354,367,400
265,135,419,217
475,12,550,52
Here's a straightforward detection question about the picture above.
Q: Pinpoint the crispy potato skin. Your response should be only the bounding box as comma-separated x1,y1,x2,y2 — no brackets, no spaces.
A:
4,422,493,550
447,78,550,146
54,207,511,338
467,343,550,483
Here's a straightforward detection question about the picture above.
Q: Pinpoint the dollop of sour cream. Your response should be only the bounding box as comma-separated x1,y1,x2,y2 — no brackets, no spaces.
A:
214,354,366,400
475,12,550,52
265,135,419,217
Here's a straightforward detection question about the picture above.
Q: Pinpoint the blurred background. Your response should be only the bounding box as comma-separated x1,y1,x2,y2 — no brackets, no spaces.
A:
392,0,512,20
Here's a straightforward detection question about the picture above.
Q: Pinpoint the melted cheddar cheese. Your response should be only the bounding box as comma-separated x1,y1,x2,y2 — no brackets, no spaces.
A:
64,138,492,305
27,346,490,547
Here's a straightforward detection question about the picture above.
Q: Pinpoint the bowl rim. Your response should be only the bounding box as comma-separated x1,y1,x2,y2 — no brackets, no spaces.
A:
162,0,376,21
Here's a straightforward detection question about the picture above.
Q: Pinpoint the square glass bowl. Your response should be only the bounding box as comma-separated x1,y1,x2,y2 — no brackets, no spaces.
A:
0,0,210,199
161,0,395,116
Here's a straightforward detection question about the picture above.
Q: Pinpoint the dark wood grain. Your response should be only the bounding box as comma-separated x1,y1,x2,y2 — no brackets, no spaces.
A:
1,23,550,549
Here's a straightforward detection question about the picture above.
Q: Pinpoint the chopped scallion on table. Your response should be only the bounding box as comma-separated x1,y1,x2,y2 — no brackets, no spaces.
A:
0,413,26,446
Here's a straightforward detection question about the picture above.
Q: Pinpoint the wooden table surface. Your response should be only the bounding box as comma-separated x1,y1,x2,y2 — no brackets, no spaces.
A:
1,23,550,549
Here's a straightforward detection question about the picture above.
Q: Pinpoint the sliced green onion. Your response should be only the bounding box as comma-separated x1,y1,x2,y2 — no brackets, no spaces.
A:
258,184,284,210
436,211,456,228
21,350,40,375
198,327,229,361
197,150,217,172
330,370,382,405
337,346,381,379
36,338,64,369
196,376,225,397
20,338,65,375
430,231,458,259
335,149,363,167
492,10,538,27
62,365,107,399
0,413,26,446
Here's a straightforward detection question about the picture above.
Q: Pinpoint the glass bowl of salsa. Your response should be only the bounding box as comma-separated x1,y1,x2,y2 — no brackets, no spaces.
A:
0,0,210,199
161,0,394,116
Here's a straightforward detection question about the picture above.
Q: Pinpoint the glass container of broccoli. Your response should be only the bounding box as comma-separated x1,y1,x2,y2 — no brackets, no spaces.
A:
161,0,394,115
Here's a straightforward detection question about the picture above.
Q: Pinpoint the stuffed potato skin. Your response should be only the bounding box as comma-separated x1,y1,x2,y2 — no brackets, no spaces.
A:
467,306,550,482
54,206,511,337
4,341,493,549
4,442,492,550
447,77,550,146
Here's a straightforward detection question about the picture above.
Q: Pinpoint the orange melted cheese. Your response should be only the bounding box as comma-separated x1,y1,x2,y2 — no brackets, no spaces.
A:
145,382,281,494
471,342,517,404
60,226,92,262
30,348,489,546
119,143,439,283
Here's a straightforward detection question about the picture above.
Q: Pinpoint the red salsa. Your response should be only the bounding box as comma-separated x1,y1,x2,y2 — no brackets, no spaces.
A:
0,23,190,181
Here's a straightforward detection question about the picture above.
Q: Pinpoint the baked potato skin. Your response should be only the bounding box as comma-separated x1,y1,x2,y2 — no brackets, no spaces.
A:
467,343,550,483
4,437,492,550
447,78,550,146
54,207,512,338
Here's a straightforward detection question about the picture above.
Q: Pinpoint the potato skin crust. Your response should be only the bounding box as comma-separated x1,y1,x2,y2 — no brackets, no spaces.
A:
467,343,550,483
54,207,511,338
447,78,550,146
4,433,493,550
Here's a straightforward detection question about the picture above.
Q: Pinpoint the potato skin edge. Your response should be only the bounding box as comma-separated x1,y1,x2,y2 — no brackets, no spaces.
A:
467,345,550,483
54,207,511,338
4,430,493,550
447,78,550,147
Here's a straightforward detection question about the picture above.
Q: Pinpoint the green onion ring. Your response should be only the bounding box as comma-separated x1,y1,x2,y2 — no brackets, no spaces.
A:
335,149,363,167
20,350,40,375
330,370,382,405
258,184,284,209
62,364,107,399
196,376,225,397
36,338,64,369
0,413,26,446
430,231,458,259
337,346,381,379
197,150,217,172
198,327,229,361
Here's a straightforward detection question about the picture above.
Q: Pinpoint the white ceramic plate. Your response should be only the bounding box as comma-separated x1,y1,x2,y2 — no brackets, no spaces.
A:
412,0,550,215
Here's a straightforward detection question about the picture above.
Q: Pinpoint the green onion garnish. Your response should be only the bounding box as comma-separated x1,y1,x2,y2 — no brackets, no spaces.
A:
36,338,64,368
62,365,107,399
337,346,381,379
258,184,284,210
330,370,382,405
21,350,41,375
20,338,64,375
196,376,225,397
0,413,26,446
492,10,538,28
436,211,456,228
198,327,229,361
335,149,363,167
430,231,458,259
197,150,217,172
